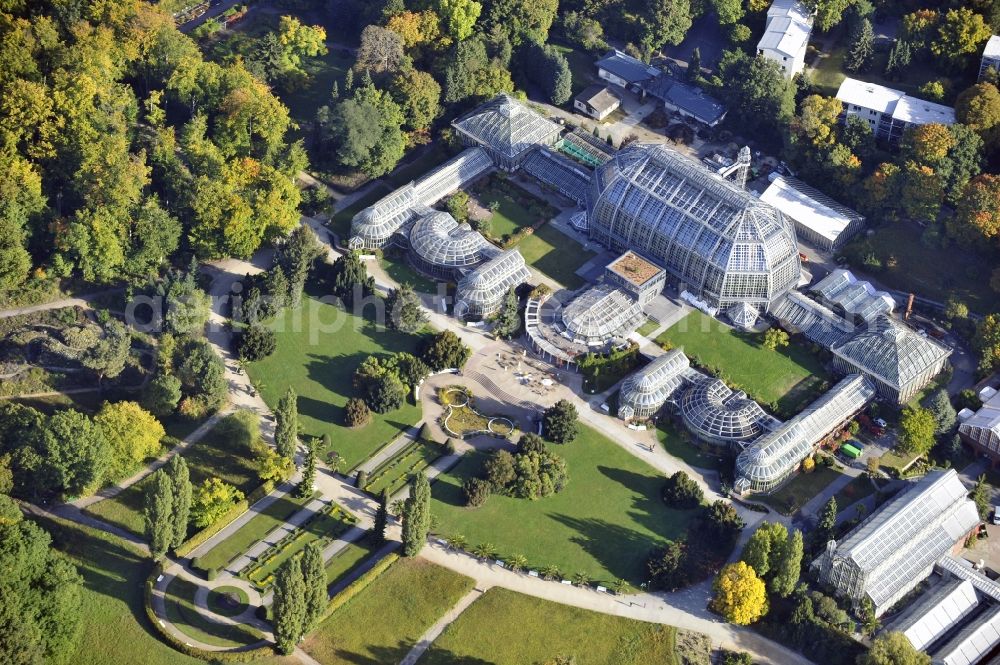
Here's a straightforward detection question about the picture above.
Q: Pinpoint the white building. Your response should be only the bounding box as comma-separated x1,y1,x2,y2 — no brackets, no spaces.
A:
836,77,955,142
759,174,865,252
958,384,1000,465
757,0,813,78
980,35,1000,82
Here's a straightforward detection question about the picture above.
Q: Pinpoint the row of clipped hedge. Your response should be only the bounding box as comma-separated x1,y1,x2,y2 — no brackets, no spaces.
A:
175,480,277,559
142,563,276,662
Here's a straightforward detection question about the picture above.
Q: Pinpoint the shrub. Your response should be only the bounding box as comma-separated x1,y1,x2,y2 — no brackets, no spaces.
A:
463,477,491,507
419,422,435,443
661,471,704,509
235,325,276,361
356,470,368,488
801,456,816,473
344,397,371,427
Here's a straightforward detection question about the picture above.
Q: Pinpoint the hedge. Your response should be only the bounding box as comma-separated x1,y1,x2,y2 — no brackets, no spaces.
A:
175,480,276,558
318,552,399,622
142,566,276,662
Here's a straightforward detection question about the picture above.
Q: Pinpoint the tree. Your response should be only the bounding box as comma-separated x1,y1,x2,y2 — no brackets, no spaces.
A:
712,0,744,25
722,652,754,665
387,11,441,48
436,0,483,42
483,0,558,45
976,314,1000,374
716,50,795,140
687,48,701,81
938,125,984,206
770,529,803,598
884,39,912,80
374,489,389,542
924,389,957,435
191,478,244,528
296,441,316,499
741,521,787,578
492,287,521,339
389,69,441,132
543,399,579,444
236,324,277,361
176,338,227,409
711,561,768,625
273,557,307,654
323,85,406,178
661,471,704,508
387,284,427,332
647,540,686,590
143,373,182,418
368,374,407,413
401,472,431,556
421,330,471,371
356,25,408,74
898,406,937,456
463,477,491,506
36,409,107,498
845,19,874,72
345,397,371,427
972,474,991,521
860,632,931,665
794,95,843,148
902,124,956,165
144,469,174,559
561,11,605,52
899,161,943,223
804,0,854,31
931,8,991,67
168,455,192,549
638,0,693,53
763,328,789,351
919,80,946,101
276,388,298,459
954,175,1000,242
328,251,375,306
956,84,1000,137
81,319,130,382
300,542,327,629
96,401,165,482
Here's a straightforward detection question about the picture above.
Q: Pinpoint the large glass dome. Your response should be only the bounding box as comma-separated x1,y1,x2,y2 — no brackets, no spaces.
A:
679,378,769,446
586,144,801,310
408,211,500,279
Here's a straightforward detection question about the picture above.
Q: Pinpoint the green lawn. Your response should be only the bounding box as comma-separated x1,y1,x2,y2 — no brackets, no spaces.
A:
380,253,440,293
195,491,317,573
84,411,265,537
425,588,696,665
658,422,728,472
832,474,877,510
515,223,596,290
40,515,292,665
431,424,699,586
762,466,844,515
164,576,263,648
637,318,661,338
324,536,380,585
364,438,446,496
302,558,475,664
246,294,427,469
327,184,391,239
481,189,538,239
655,311,831,417
808,44,944,99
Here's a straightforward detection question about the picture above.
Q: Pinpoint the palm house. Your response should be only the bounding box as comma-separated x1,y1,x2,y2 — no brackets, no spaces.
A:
560,283,645,346
586,143,801,311
452,94,563,171
407,211,501,280
813,469,981,616
678,377,774,448
618,349,693,420
831,315,951,404
454,249,531,320
734,374,876,495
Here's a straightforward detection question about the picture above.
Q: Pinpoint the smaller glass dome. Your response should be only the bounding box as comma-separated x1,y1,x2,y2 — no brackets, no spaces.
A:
679,378,769,446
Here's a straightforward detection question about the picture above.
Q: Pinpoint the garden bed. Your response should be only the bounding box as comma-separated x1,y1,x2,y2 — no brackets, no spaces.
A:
364,439,446,496
438,387,515,439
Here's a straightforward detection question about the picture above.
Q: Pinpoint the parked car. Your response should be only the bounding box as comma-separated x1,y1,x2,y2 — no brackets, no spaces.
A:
993,506,1000,526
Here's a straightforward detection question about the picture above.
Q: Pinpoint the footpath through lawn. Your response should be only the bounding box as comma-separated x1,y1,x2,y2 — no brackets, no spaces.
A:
430,424,698,586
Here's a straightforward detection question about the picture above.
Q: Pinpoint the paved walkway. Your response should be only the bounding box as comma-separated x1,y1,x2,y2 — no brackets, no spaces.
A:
399,586,487,665
356,425,420,474
0,288,121,319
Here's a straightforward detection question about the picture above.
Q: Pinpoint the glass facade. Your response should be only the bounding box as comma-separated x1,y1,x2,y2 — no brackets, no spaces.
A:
407,211,500,280
560,284,645,345
679,377,770,447
454,249,531,319
618,349,691,419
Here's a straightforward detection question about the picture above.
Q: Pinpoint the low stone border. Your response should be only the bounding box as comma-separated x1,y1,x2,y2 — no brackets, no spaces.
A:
439,388,514,440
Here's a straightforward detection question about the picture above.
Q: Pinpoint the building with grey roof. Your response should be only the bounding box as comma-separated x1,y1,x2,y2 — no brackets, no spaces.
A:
830,315,951,404
812,269,895,324
587,143,801,312
560,283,645,346
574,85,621,121
757,0,813,78
836,77,955,142
735,374,875,494
759,174,866,252
769,290,857,347
813,469,981,616
452,94,562,171
958,384,1000,465
890,578,980,653
981,35,1000,82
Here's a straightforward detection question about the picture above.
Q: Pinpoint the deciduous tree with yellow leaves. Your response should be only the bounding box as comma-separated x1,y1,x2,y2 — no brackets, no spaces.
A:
711,561,768,625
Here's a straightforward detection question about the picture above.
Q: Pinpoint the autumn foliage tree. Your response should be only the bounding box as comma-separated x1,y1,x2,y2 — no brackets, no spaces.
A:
711,561,768,625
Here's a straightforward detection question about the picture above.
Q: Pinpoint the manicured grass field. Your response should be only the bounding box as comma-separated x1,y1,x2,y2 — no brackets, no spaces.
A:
84,411,265,537
832,474,877,511
40,516,292,665
164,576,262,648
515,223,596,290
324,536,380,585
431,425,699,585
762,466,844,515
302,558,475,664
380,254,440,293
425,588,697,665
655,310,830,416
657,422,728,472
246,294,427,469
637,318,661,338
206,586,249,617
364,439,446,496
195,491,316,573
481,188,538,239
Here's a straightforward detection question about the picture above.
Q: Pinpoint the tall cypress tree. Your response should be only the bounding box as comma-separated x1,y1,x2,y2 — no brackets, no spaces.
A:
275,388,298,459
401,472,431,557
374,488,389,544
301,542,327,629
296,441,316,499
144,469,174,559
769,529,803,598
273,558,307,654
168,455,191,549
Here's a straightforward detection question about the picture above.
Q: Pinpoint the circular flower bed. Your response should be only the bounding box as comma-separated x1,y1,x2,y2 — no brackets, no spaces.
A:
206,586,250,618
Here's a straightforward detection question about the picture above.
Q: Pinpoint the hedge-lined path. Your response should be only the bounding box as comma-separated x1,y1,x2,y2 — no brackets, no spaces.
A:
355,424,421,475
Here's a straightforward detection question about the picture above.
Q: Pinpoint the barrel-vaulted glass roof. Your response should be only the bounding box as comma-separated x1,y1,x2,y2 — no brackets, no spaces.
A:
619,348,691,418
587,143,801,309
454,249,531,318
831,316,951,391
408,211,500,272
735,374,875,493
679,377,770,444
812,269,895,323
560,283,645,345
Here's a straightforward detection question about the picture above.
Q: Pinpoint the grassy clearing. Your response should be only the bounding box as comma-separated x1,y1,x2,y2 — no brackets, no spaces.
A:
425,587,695,665
324,536,380,585
364,438,446,496
246,294,427,469
302,558,475,664
380,253,440,293
327,184,391,239
880,448,923,474
657,422,728,472
164,576,262,648
84,412,265,537
195,491,316,573
515,223,596,290
655,310,831,416
637,318,661,338
206,586,249,618
477,187,538,239
808,44,943,98
383,145,451,189
762,466,844,515
431,424,699,585
832,474,877,510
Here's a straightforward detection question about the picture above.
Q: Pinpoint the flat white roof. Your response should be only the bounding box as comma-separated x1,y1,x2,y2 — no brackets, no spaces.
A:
984,35,1000,59
836,77,905,114
758,16,811,58
767,0,813,24
893,95,956,125
760,175,860,243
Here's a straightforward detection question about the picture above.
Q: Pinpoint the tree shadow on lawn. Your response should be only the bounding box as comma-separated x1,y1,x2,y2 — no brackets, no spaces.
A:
430,453,486,508
547,513,663,584
596,466,695,541
297,394,345,428
329,643,495,665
